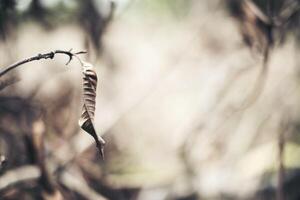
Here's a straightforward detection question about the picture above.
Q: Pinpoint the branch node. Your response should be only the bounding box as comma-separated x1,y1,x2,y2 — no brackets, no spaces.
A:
49,52,55,59
37,54,42,60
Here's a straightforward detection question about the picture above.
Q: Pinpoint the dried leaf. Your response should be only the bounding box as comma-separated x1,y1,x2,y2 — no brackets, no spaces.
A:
79,62,105,159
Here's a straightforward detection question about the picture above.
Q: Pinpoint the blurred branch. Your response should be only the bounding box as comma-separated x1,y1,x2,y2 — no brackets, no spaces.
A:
236,45,270,110
228,0,273,110
27,119,63,198
80,0,115,54
245,0,271,24
0,154,6,173
0,75,20,90
0,165,40,191
279,0,300,24
277,129,284,200
0,50,87,77
60,167,107,200
276,115,291,200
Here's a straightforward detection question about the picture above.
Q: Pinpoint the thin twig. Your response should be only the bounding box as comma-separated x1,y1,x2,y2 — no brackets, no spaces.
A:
0,50,87,77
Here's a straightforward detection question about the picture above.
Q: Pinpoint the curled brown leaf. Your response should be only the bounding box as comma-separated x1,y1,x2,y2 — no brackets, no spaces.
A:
79,62,105,159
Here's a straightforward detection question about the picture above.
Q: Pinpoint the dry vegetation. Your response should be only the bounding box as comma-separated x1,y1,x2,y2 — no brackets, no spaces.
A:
0,0,300,200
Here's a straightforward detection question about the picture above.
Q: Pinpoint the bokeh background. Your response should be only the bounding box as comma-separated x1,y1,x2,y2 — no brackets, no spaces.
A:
0,0,300,199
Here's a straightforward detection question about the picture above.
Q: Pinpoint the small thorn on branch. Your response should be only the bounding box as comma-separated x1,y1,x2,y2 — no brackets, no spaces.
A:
75,51,87,55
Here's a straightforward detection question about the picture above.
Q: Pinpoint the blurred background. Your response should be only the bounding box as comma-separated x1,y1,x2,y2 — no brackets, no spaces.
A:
0,0,300,199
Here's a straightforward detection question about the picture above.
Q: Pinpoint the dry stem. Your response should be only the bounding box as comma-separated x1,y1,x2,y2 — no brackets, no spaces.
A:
0,50,86,77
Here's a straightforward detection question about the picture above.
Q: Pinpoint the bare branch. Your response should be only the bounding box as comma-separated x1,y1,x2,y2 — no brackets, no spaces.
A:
0,50,87,77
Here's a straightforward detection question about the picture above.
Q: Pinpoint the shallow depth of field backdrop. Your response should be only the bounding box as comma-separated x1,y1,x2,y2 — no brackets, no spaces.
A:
0,0,300,200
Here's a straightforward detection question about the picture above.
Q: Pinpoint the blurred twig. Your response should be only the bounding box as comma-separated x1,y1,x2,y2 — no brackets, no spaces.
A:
276,114,291,200
80,0,115,55
28,119,63,199
237,45,270,110
0,75,20,90
277,128,284,200
228,0,273,110
0,154,6,173
60,166,107,200
0,165,40,191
